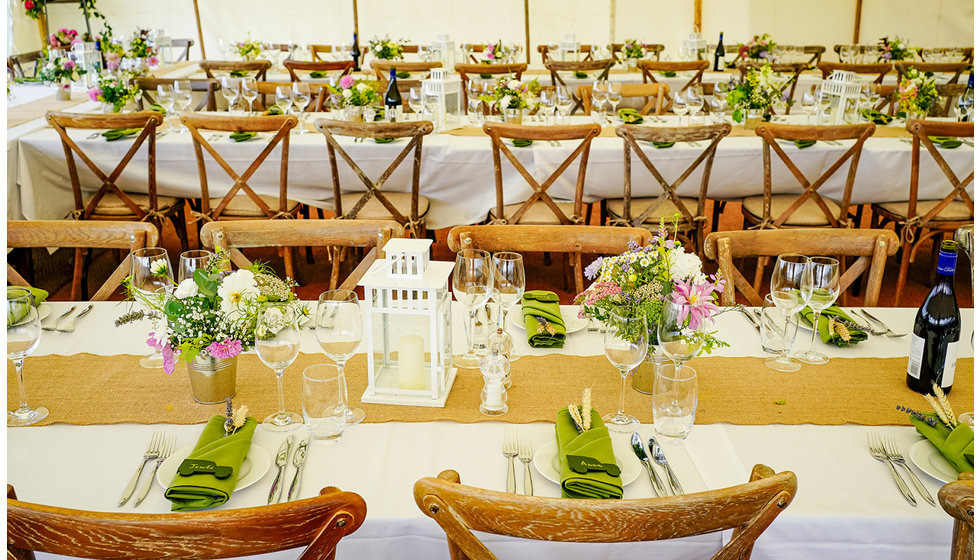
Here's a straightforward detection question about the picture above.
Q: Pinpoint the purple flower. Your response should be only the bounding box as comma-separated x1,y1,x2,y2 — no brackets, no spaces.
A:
206,339,243,359
339,74,355,89
88,87,102,102
584,256,604,279
670,281,718,331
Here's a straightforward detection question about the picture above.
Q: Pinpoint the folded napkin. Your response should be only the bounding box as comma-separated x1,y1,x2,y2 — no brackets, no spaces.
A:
793,139,816,149
164,415,257,511
799,306,868,347
511,139,534,148
7,286,47,327
375,137,396,144
574,71,588,79
263,106,284,116
102,128,141,141
148,103,166,114
659,71,677,77
860,108,893,125
928,135,964,149
651,141,675,149
229,70,248,78
522,290,565,348
309,70,327,79
911,413,974,473
618,108,643,124
396,71,411,79
556,407,623,499
229,131,257,142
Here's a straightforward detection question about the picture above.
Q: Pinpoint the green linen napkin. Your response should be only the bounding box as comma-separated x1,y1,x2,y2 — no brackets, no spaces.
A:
659,71,677,77
574,71,588,79
102,128,141,141
229,131,257,142
7,286,47,327
911,413,974,473
522,290,565,348
164,415,257,511
511,139,534,148
148,103,166,114
651,141,675,149
375,137,396,144
229,70,248,78
556,407,623,499
929,136,964,149
263,105,283,116
618,108,643,124
793,139,817,149
860,108,893,125
799,306,868,347
310,70,327,79
396,71,411,79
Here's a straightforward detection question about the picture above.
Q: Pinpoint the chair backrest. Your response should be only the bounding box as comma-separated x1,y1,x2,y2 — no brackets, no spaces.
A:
446,224,653,295
894,62,970,84
755,122,875,228
578,83,669,115
200,219,404,290
817,62,892,84
199,60,271,80
311,44,369,62
904,119,975,232
7,50,43,79
171,38,195,61
703,228,900,306
543,59,614,113
7,484,365,560
7,221,158,301
483,122,601,226
610,42,665,62
133,77,218,112
370,60,441,81
180,113,298,220
454,63,527,106
939,473,974,560
256,81,329,111
46,111,166,223
284,60,354,82
313,119,434,238
414,466,796,560
801,45,826,66
639,60,709,94
536,44,596,64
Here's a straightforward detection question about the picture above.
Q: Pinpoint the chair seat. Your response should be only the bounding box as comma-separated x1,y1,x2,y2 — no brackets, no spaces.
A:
742,194,842,226
606,197,698,227
87,192,181,217
489,201,578,225
209,195,300,217
338,192,430,221
873,200,974,222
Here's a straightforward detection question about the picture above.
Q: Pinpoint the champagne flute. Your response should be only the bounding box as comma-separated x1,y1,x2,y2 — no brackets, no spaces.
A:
316,289,365,424
173,80,193,133
7,287,47,426
490,252,524,361
156,84,176,129
292,82,311,133
796,257,840,365
177,250,211,283
220,75,241,113
241,77,258,116
408,87,423,119
275,85,293,115
658,300,706,367
256,302,302,430
453,249,493,369
603,310,648,432
131,247,174,368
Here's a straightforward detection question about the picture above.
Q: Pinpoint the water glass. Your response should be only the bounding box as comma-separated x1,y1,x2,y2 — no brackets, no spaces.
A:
760,294,801,372
653,363,698,443
7,287,46,426
603,310,648,432
686,84,704,124
672,91,688,125
156,84,176,127
275,85,293,115
174,80,193,132
770,253,812,315
302,363,347,442
453,249,493,369
220,75,241,113
177,250,211,283
316,289,365,424
292,82,311,133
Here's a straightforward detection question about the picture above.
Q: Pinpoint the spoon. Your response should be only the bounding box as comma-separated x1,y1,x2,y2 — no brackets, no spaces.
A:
630,432,665,497
648,435,683,495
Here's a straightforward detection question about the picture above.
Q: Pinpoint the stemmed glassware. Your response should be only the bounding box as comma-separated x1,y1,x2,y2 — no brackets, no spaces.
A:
672,91,689,125
658,300,706,367
801,88,816,124
408,87,423,119
467,81,484,124
591,80,608,122
796,257,840,365
603,310,648,432
767,253,813,372
220,76,241,113
275,85,293,115
173,80,194,132
241,78,258,116
760,293,801,372
453,249,493,369
256,302,302,430
292,82,311,133
315,290,365,424
131,247,174,368
539,88,557,124
156,84,176,129
7,287,47,426
686,84,704,125
606,84,622,121
490,252,525,361
555,86,573,124
423,90,439,118
177,250,211,283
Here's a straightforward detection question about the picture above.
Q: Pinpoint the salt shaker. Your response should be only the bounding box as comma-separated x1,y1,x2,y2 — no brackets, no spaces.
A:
479,348,509,416
486,327,514,388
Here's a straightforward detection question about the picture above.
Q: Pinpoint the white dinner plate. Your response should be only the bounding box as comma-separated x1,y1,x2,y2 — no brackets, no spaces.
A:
908,439,958,484
509,310,589,334
36,303,51,322
532,439,641,486
157,444,271,491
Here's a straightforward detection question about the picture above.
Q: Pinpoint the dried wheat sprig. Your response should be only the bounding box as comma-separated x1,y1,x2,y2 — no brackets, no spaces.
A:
232,405,249,434
829,317,851,342
931,383,958,427
923,394,955,429
581,388,592,431
567,403,585,432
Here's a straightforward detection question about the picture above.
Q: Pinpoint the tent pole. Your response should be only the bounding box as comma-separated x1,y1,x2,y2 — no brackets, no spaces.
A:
852,0,863,43
353,0,359,38
192,0,206,59
524,0,530,64
694,0,701,32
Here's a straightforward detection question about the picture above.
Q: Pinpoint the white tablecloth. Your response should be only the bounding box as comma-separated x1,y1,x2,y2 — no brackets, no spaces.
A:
8,301,975,559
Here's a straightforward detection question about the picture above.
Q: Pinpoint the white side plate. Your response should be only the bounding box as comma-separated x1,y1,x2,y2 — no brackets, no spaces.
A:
532,439,641,486
908,439,958,483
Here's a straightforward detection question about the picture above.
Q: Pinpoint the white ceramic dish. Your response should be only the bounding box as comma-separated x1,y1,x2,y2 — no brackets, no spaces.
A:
908,439,958,484
157,444,271,491
532,439,641,486
36,303,51,321
510,310,589,334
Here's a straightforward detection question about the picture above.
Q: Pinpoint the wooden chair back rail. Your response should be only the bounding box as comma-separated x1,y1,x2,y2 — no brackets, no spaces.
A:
255,82,329,112
8,50,43,78
199,60,272,80
938,474,974,560
133,78,218,112
894,62,970,83
7,484,365,560
579,84,669,115
906,120,975,228
703,229,900,306
638,60,708,111
370,60,442,80
610,43,665,62
7,221,158,302
536,44,597,64
454,63,528,105
310,45,369,61
414,466,795,560
544,59,614,113
284,60,354,82
816,62,892,83
171,39,194,61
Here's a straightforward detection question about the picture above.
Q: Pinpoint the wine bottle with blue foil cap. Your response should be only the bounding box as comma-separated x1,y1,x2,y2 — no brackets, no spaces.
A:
906,240,960,394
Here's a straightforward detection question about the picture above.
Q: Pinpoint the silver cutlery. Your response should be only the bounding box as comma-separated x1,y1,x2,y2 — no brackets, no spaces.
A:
587,317,599,332
518,434,533,496
268,434,294,505
42,305,76,331
630,432,665,497
119,431,164,506
56,304,93,333
502,430,518,493
867,433,916,506
287,436,308,501
738,306,760,332
881,434,935,506
134,435,175,507
86,132,101,140
858,309,906,338
648,435,683,495
848,310,885,336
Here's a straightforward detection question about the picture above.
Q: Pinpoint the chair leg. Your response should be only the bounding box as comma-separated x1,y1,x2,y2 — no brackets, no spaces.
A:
71,248,85,301
752,256,766,298
283,247,296,282
893,240,913,307
328,247,341,290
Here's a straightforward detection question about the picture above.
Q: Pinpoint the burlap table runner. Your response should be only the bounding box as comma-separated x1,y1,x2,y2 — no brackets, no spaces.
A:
444,123,912,139
7,94,89,128
9,354,972,427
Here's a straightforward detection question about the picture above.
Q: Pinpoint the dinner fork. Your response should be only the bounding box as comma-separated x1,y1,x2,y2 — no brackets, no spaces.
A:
502,430,518,493
518,434,534,496
867,433,916,506
41,305,75,332
857,310,907,338
120,431,164,506
848,310,885,336
56,304,93,333
882,434,936,506
133,435,176,507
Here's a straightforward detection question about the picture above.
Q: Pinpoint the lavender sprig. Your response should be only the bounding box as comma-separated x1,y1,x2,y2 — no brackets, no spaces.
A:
897,405,938,427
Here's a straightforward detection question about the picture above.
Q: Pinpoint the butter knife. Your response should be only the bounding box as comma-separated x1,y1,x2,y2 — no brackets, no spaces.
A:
286,437,308,501
268,435,294,505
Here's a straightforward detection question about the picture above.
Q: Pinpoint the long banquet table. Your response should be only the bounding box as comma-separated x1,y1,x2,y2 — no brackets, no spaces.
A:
7,300,975,560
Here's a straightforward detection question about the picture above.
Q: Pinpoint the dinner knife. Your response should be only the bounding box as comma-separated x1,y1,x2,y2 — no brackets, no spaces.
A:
268,435,294,505
286,437,308,501
630,432,665,497
738,306,760,332
649,436,684,495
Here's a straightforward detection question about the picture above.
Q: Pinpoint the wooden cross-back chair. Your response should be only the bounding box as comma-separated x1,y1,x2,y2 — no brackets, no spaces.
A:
543,59,614,114
199,60,271,80
7,221,158,302
7,484,365,560
638,59,709,111
796,45,826,66
578,83,669,115
608,123,732,255
314,119,434,239
284,60,354,82
536,44,596,64
939,473,974,560
817,62,893,84
736,62,808,115
703,228,900,307
454,63,527,106
446,224,653,295
7,50,43,79
132,77,218,112
200,219,403,290
871,120,974,306
483,122,601,226
894,62,971,84
610,42,665,63
171,38,195,61
371,60,441,82
255,81,329,112
414,466,796,560
310,44,369,62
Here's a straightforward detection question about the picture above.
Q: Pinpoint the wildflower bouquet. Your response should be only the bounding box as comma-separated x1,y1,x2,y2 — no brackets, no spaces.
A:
21,0,43,19
725,63,785,123
49,28,79,49
89,74,139,112
737,33,775,60
621,39,646,59
236,38,262,61
877,36,914,62
127,29,158,59
39,57,84,86
483,40,506,63
480,76,541,110
897,68,938,116
328,74,381,107
369,35,406,60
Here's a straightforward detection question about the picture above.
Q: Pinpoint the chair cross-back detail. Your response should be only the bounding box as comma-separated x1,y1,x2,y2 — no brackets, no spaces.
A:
199,60,272,80
543,59,614,114
610,43,665,63
454,63,527,106
133,77,218,112
638,60,709,111
894,62,971,84
817,62,893,84
939,473,974,560
171,39,195,61
7,50,43,79
284,60,355,82
483,122,601,226
578,83,669,115
315,119,435,238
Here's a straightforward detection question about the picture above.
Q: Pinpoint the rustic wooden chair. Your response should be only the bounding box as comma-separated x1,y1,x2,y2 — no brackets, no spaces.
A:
536,44,596,64
638,59,709,111
446,224,653,295
199,60,272,80
939,473,974,560
7,221,158,301
255,81,329,112
200,219,403,290
871,120,974,306
414,466,796,560
894,62,971,85
543,59,614,114
454,63,527,106
704,228,900,307
370,60,441,81
817,62,893,84
483,122,601,226
578,83,669,115
799,45,826,66
310,44,369,62
736,62,808,115
132,77,218,112
314,119,434,239
7,50,43,79
171,38,195,61
608,123,732,255
7,484,365,560
610,42,665,63
284,60,354,82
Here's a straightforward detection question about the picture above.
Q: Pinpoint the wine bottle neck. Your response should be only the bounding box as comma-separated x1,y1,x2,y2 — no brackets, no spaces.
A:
933,250,958,290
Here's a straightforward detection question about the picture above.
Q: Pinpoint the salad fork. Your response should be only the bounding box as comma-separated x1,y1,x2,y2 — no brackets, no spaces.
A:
134,435,176,507
41,305,75,332
56,304,93,333
867,433,916,506
120,431,163,506
502,430,518,493
518,434,534,496
882,434,935,506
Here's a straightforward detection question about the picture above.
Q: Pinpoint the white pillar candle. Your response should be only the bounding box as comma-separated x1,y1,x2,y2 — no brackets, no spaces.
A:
397,335,426,390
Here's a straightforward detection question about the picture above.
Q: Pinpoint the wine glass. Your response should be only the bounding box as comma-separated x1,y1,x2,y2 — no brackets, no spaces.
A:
539,88,556,124
686,84,704,125
156,84,176,128
658,300,706,366
490,252,525,361
602,310,648,432
315,289,365,424
796,257,840,365
292,82,311,133
672,91,689,125
770,253,813,316
220,75,241,113
760,293,801,372
275,84,293,115
423,90,439,117
419,44,431,62
556,86,573,124
408,87,423,119
7,287,47,426
591,81,607,120
241,77,258,116
453,249,493,369
816,87,832,125
607,84,622,120
177,250,211,283
256,302,302,430
801,88,816,124
173,80,194,132
131,247,174,368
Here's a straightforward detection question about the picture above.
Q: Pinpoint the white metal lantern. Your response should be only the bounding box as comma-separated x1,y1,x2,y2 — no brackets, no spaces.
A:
820,70,861,124
430,34,456,70
559,35,580,62
358,239,457,407
71,42,102,88
422,68,463,131
683,32,707,61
